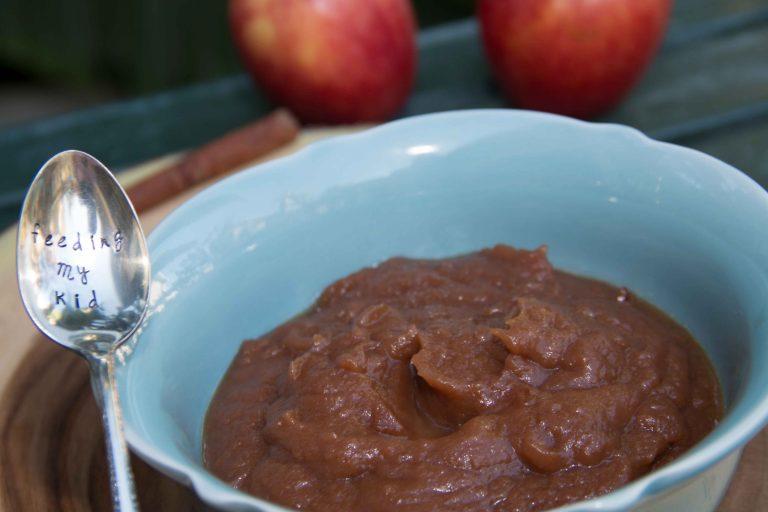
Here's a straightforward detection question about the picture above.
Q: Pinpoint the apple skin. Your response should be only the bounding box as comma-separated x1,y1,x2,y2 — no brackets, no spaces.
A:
478,0,672,118
229,0,417,124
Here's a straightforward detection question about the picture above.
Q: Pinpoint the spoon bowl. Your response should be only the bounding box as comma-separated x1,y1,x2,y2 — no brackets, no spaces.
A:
17,150,149,354
17,150,149,511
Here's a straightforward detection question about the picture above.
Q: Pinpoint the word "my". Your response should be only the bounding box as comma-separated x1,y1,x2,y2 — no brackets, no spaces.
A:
56,262,89,285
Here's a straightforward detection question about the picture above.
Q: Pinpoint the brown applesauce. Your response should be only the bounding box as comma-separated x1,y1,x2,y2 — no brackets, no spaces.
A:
204,245,722,512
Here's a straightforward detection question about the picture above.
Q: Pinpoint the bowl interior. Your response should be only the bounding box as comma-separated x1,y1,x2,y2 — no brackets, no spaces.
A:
117,110,768,510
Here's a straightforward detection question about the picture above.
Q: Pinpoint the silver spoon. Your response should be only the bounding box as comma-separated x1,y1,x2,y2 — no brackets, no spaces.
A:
16,150,149,511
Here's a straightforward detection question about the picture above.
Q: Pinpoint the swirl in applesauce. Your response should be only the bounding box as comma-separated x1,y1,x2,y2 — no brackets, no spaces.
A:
204,245,722,512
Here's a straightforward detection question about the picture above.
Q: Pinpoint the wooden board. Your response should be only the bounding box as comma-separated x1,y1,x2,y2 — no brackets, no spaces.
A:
0,127,766,511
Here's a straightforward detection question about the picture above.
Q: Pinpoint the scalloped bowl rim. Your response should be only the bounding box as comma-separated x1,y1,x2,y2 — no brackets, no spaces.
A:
122,109,768,512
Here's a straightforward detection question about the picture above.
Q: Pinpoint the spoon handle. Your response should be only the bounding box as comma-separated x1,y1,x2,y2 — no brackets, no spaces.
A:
88,354,139,512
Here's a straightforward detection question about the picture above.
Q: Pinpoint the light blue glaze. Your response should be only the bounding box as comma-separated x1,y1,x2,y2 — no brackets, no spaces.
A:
116,110,768,511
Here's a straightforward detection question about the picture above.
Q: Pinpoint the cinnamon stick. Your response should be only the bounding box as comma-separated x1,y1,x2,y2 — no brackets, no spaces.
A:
127,109,300,213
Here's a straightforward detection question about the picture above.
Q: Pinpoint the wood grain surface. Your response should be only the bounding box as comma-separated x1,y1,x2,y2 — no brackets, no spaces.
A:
0,127,765,511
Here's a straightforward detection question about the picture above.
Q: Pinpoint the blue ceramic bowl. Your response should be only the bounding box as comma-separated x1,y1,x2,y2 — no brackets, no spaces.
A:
117,110,768,511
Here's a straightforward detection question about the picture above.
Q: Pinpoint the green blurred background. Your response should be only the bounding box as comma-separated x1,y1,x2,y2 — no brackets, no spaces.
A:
0,0,473,127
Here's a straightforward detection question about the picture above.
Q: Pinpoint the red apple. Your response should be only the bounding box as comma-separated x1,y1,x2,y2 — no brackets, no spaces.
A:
478,0,672,118
229,0,416,124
